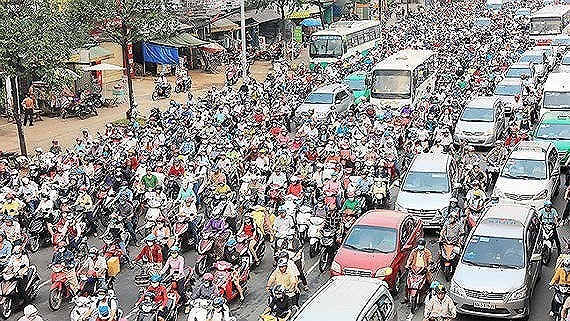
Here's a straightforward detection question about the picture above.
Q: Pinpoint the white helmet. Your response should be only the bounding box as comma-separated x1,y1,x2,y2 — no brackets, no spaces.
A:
35,147,43,153
21,177,30,185
23,304,38,317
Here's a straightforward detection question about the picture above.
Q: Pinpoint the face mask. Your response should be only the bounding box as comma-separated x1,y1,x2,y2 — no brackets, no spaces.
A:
97,294,105,300
171,253,178,258
146,242,154,247
418,245,425,250
59,248,65,253
13,252,21,258
151,282,159,287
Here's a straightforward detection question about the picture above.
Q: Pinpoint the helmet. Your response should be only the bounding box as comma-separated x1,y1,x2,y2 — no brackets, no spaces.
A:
277,258,288,267
143,291,156,301
170,245,180,253
449,197,458,203
563,258,570,269
97,285,109,294
544,200,553,207
149,274,162,283
272,284,286,298
98,305,111,319
226,238,237,247
21,177,29,185
35,147,43,153
89,247,99,255
145,234,157,242
212,296,226,308
430,281,441,289
417,238,426,246
202,273,214,282
23,305,38,317
435,284,446,294
473,190,482,197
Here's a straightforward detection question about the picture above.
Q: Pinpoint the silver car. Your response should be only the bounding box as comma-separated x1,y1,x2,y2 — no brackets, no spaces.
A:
449,204,542,320
454,96,505,147
295,83,354,125
493,77,523,114
518,50,548,79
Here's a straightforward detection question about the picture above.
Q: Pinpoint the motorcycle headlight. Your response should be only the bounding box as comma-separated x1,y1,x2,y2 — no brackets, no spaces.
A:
509,286,527,301
449,280,466,297
533,189,548,200
374,266,393,277
331,261,341,273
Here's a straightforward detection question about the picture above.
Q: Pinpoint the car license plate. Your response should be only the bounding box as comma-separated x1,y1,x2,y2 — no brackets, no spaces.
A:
474,301,495,309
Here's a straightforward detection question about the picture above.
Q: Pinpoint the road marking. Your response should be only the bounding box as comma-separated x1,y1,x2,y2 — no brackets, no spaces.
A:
38,280,50,288
305,260,320,276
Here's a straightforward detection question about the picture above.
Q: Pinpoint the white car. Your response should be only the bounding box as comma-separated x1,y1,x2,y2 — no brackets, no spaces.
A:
518,50,548,79
557,52,570,73
504,62,538,89
493,141,560,209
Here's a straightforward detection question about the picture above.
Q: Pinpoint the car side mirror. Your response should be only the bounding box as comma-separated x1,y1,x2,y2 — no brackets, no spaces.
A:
531,253,542,262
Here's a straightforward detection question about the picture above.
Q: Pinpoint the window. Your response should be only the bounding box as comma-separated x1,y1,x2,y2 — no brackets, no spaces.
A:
364,308,382,321
376,294,394,320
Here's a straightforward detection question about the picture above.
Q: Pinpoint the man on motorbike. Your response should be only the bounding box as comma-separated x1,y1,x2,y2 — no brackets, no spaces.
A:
160,246,188,306
464,165,487,191
261,285,294,321
141,169,158,191
81,247,107,290
116,195,137,246
213,194,238,234
134,234,163,266
83,286,119,321
17,304,43,321
540,200,562,256
74,185,97,237
136,274,168,321
423,285,456,321
273,206,295,240
19,177,39,212
550,258,570,316
5,245,30,303
486,140,508,180
51,241,79,296
0,216,21,245
439,213,464,246
341,190,362,217
222,238,245,302
266,258,299,305
403,239,433,303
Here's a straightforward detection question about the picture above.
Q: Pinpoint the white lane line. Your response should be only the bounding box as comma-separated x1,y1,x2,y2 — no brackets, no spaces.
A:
305,260,320,277
38,280,50,288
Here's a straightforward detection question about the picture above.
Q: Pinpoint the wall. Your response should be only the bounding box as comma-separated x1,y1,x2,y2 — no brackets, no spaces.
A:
100,42,124,84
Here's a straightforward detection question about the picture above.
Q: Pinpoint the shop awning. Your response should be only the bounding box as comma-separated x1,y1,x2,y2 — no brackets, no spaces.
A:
228,8,280,24
149,32,208,48
288,5,320,19
211,18,239,33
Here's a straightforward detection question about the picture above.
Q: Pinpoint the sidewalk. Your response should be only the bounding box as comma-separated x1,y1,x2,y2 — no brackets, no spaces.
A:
0,61,272,153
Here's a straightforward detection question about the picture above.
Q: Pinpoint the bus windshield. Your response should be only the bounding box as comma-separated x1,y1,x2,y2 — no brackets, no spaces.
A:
309,35,343,58
371,69,411,99
530,17,562,35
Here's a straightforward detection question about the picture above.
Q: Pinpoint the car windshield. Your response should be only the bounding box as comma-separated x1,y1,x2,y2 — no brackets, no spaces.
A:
519,54,543,64
506,67,531,78
310,35,343,58
494,83,521,96
475,18,491,26
530,17,562,35
515,9,530,16
535,122,570,140
344,225,398,253
371,69,412,99
462,235,525,269
552,38,570,46
501,158,547,179
304,92,333,104
344,78,366,91
487,3,502,10
460,107,494,122
562,56,570,65
543,92,570,108
402,171,450,193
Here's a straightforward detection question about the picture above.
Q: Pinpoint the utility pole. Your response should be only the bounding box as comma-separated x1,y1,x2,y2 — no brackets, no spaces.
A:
240,0,247,80
10,76,26,156
378,0,382,21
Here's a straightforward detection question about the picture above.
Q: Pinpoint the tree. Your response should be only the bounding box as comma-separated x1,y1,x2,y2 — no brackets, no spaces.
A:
68,0,179,116
247,0,304,41
0,0,85,155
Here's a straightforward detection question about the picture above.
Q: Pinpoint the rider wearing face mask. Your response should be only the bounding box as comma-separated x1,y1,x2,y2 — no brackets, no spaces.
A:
83,286,118,321
550,258,570,316
6,245,29,303
439,213,465,246
51,241,78,296
191,273,217,301
134,234,163,267
403,239,433,303
136,274,168,321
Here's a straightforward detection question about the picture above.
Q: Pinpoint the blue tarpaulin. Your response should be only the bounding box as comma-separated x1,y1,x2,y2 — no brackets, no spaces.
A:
142,42,179,65
300,18,322,27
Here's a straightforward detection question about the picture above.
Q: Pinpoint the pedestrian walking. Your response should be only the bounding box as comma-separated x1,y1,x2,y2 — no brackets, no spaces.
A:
21,94,35,127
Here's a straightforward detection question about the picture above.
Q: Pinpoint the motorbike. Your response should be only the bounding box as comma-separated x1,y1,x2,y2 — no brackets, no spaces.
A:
26,208,53,252
552,284,570,321
152,82,172,101
307,216,325,258
466,200,486,228
49,263,74,311
235,232,265,267
319,227,340,272
172,215,203,252
485,163,501,191
187,299,212,321
175,77,191,93
439,241,461,282
406,266,429,314
295,205,312,243
371,178,389,209
61,99,98,120
542,222,556,265
136,298,159,321
212,260,249,302
0,265,40,319
195,231,229,276
69,296,93,321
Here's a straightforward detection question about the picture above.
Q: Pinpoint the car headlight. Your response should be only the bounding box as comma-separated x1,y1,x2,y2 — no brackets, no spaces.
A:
533,189,548,200
509,286,527,301
331,261,341,273
374,267,393,277
449,280,466,297
395,203,407,213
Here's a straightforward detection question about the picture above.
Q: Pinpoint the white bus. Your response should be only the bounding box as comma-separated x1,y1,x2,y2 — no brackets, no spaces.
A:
529,5,570,46
540,72,570,115
309,20,381,69
369,49,437,110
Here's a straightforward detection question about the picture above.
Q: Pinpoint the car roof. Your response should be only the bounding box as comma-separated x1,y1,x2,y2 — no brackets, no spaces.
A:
474,204,532,238
313,83,348,93
466,96,499,108
508,61,533,69
409,153,451,172
497,77,522,85
356,210,407,228
345,71,367,79
293,276,388,321
521,50,544,57
509,141,551,160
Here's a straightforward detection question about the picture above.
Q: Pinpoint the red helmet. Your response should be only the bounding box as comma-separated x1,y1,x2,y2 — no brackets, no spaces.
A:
202,273,214,282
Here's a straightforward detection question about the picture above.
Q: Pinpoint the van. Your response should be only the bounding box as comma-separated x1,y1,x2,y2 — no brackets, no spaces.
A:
540,72,570,116
395,153,457,228
449,204,542,320
291,276,397,321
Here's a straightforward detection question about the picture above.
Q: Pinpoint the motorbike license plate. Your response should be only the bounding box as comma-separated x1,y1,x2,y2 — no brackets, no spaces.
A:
473,301,495,310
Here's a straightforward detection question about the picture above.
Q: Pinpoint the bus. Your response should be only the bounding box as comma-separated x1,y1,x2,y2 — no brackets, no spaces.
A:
309,20,381,69
369,49,437,110
540,72,570,116
529,5,570,46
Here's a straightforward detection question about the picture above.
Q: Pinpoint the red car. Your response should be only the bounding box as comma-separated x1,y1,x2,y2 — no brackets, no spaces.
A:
330,210,423,292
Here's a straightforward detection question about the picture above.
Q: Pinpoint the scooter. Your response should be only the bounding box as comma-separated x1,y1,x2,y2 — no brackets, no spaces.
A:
27,208,53,252
439,241,461,282
151,82,172,101
552,284,570,321
296,205,312,243
0,265,40,319
319,228,339,272
235,232,265,267
371,178,389,209
69,296,93,321
406,266,429,314
49,263,74,311
543,222,556,265
195,231,229,276
212,261,249,302
61,99,98,120
136,297,159,321
307,216,325,258
187,299,212,321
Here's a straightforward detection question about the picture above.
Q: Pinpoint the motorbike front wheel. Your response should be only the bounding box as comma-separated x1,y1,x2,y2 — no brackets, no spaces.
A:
28,235,40,253
542,244,552,265
195,258,208,276
318,251,330,272
27,278,40,301
0,297,12,320
309,242,320,258
49,288,62,311
410,294,419,314
151,91,158,101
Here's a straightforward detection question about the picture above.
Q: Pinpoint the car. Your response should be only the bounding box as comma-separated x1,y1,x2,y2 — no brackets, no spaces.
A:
454,96,505,147
291,276,397,321
556,52,570,73
532,46,556,71
534,111,570,167
295,83,354,125
486,0,503,11
504,62,537,88
330,210,423,292
551,35,570,57
395,153,457,228
449,204,542,320
540,72,570,116
493,77,523,114
514,7,531,17
518,50,548,79
493,141,560,209
473,17,492,28
343,71,370,105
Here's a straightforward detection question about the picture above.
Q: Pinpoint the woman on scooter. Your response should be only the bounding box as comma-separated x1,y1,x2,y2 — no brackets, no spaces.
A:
222,238,245,302
160,246,187,306
238,214,261,264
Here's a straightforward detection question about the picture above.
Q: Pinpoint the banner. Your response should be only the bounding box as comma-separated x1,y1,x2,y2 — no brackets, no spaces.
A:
142,42,179,65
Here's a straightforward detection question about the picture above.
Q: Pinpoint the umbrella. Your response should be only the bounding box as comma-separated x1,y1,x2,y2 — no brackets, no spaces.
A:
83,63,125,71
199,42,226,53
300,18,322,27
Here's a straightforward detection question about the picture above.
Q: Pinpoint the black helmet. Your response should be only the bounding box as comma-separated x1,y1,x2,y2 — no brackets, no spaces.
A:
272,284,286,298
417,238,426,246
435,284,446,294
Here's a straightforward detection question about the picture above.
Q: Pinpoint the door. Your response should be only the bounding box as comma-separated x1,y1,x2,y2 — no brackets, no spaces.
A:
395,217,416,273
547,148,560,197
